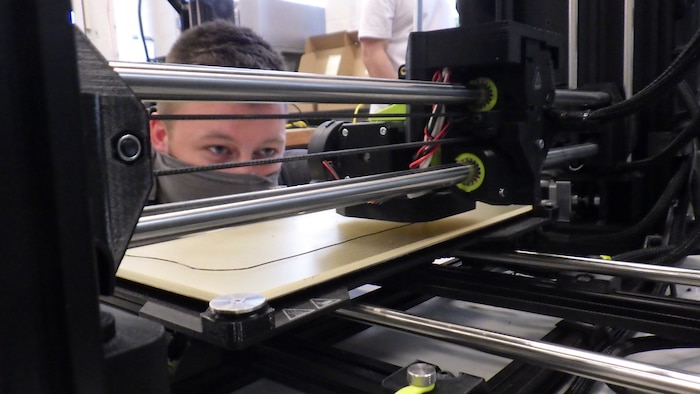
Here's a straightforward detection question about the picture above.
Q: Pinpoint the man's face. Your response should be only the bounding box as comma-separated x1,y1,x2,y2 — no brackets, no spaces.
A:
150,102,287,176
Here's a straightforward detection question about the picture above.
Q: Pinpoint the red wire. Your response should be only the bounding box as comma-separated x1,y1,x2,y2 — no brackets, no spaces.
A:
433,122,450,140
410,122,450,169
409,145,440,169
322,160,340,180
411,68,451,169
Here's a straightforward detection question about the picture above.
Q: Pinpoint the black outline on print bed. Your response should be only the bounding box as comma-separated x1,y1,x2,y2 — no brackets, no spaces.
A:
124,222,414,272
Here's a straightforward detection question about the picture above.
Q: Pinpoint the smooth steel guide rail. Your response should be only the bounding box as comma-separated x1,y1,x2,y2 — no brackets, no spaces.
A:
131,164,473,247
141,142,600,218
542,143,599,169
134,143,600,245
457,250,700,288
112,61,477,105
112,61,610,107
337,303,700,394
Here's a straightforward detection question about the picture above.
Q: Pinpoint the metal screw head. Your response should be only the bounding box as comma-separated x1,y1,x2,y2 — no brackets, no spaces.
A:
398,65,407,77
536,139,545,149
116,134,142,162
545,91,555,104
209,293,266,316
379,126,388,136
341,128,349,137
407,363,437,387
362,152,371,162
577,274,593,283
499,188,507,198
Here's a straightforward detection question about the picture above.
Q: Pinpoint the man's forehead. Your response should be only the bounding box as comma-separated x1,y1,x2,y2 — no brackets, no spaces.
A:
198,130,285,140
174,101,288,113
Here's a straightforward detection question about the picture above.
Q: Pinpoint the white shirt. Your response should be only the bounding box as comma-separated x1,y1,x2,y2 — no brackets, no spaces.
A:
359,0,456,73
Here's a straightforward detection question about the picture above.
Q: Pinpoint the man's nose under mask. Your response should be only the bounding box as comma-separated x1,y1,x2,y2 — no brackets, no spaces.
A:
152,152,280,204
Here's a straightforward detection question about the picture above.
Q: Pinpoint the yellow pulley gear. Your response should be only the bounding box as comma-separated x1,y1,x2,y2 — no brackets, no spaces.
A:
455,153,485,193
468,77,498,112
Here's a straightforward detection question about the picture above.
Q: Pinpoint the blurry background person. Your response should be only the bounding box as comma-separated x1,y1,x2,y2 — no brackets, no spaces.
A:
359,0,456,114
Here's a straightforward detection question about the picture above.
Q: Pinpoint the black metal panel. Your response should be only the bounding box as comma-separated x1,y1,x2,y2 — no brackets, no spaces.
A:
514,1,570,86
74,30,153,294
102,305,169,394
0,1,104,392
456,0,569,85
577,1,624,89
632,0,700,147
251,338,400,394
633,0,700,95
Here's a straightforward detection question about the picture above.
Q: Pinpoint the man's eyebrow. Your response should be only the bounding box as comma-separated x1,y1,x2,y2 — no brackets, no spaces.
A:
198,132,285,144
261,136,286,144
200,131,235,140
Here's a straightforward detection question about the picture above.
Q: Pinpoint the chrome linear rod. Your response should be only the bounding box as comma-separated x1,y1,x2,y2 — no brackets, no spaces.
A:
553,89,611,108
112,61,610,108
141,141,592,218
337,303,700,394
111,61,479,105
131,164,473,247
543,143,599,169
456,250,700,288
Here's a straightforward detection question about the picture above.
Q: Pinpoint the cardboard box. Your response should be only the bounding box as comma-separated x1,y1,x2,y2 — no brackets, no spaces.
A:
297,31,368,113
347,31,370,78
298,31,365,76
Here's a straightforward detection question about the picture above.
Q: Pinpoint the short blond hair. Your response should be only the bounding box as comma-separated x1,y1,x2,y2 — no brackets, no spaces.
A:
157,21,285,116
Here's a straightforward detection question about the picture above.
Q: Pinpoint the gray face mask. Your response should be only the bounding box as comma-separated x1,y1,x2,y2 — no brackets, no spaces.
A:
151,152,280,204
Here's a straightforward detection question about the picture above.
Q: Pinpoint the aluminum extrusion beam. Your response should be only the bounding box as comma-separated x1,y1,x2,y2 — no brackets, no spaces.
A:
337,303,700,394
457,250,700,288
131,164,473,246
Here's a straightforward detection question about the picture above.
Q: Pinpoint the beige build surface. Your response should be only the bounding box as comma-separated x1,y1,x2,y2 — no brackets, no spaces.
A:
118,203,531,302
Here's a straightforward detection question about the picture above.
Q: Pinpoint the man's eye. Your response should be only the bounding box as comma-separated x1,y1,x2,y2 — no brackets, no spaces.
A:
255,148,278,158
207,146,230,155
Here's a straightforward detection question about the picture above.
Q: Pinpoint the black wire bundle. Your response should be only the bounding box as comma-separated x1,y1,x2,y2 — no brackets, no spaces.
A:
615,109,700,172
563,153,700,393
553,25,700,122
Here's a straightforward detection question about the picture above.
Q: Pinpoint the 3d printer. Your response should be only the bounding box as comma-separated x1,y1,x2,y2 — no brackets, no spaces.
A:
5,1,700,393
